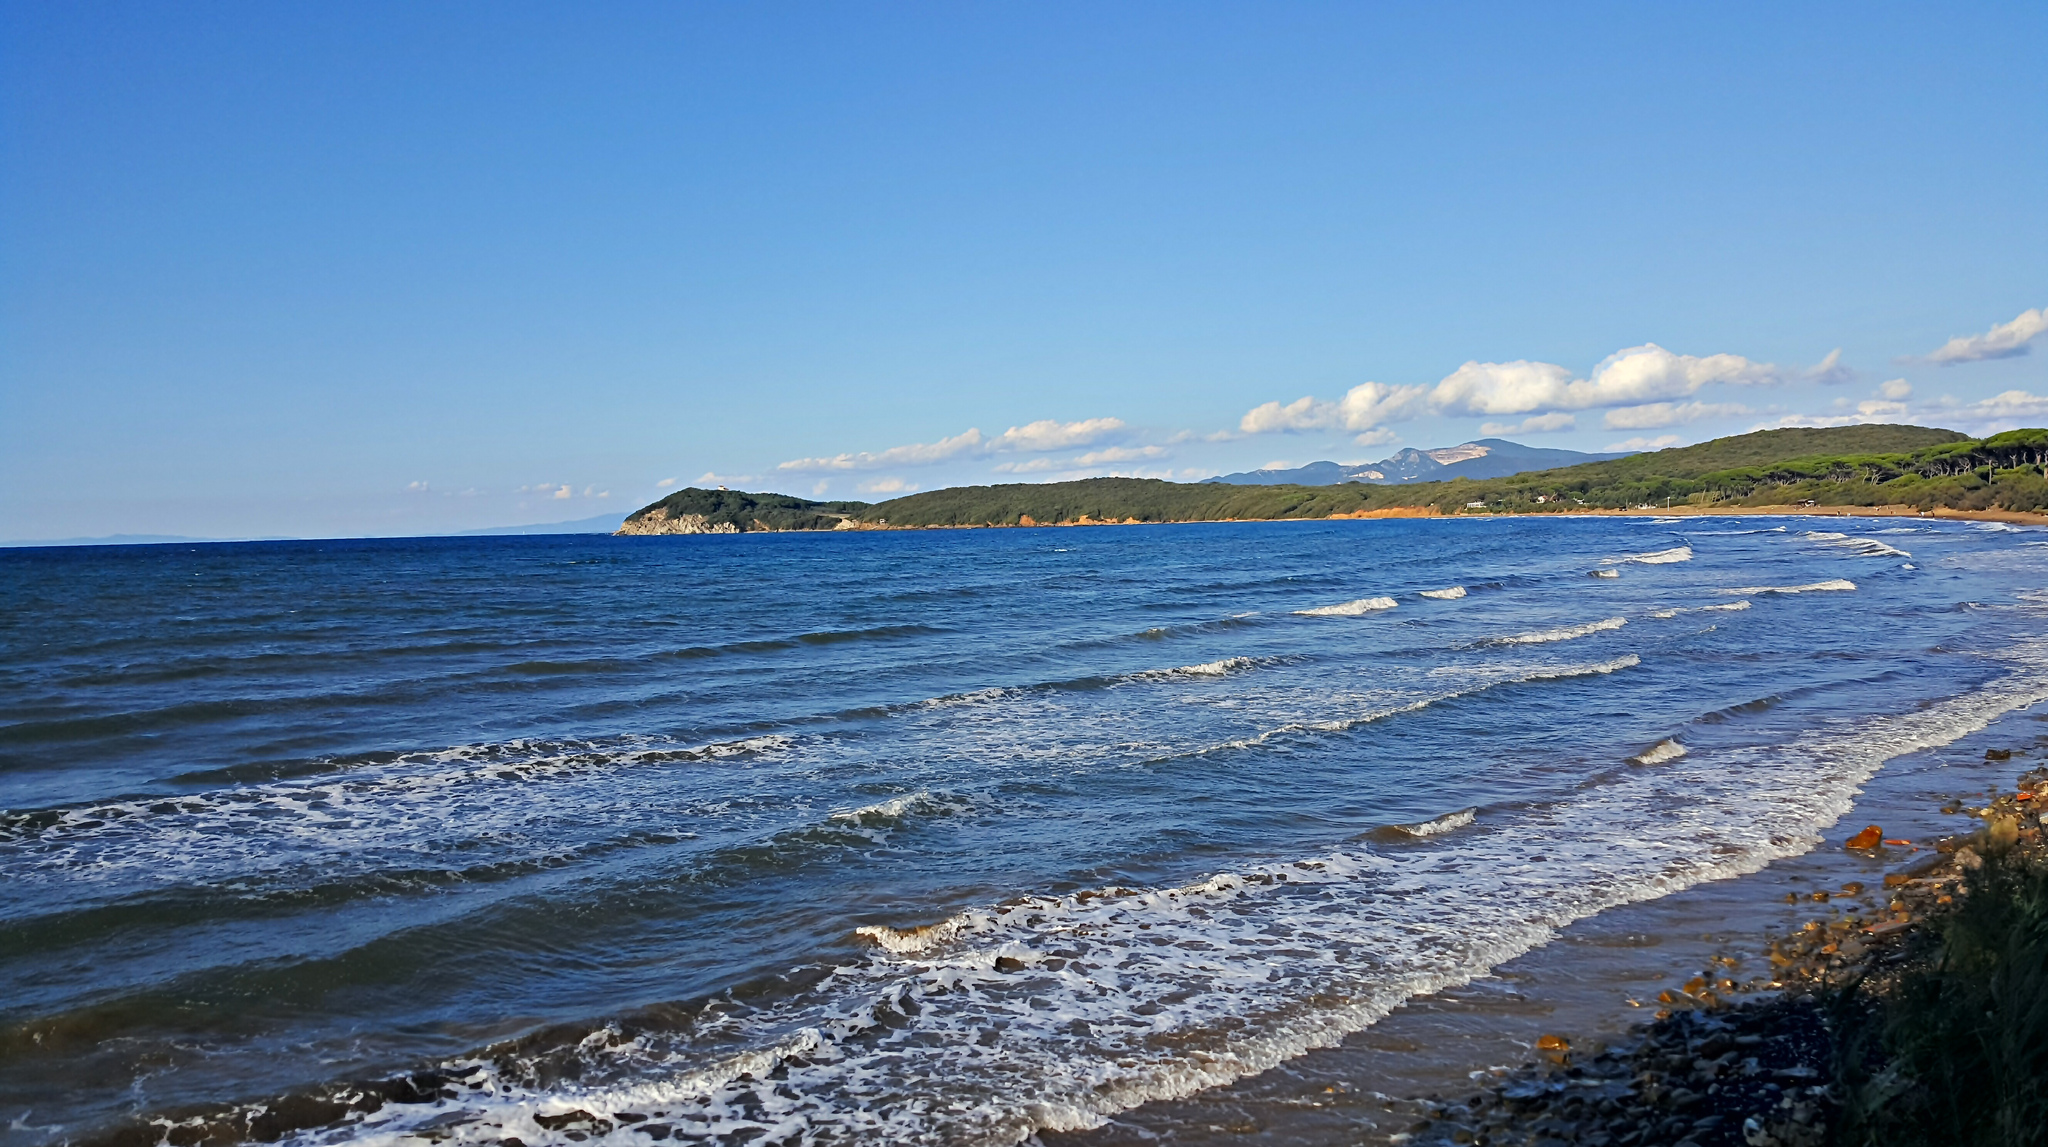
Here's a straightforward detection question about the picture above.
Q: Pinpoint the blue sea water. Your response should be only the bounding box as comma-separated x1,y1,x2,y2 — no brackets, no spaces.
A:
2,517,2045,1146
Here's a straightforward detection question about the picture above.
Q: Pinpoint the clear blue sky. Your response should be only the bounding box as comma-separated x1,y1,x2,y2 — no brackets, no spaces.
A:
3,2,2044,539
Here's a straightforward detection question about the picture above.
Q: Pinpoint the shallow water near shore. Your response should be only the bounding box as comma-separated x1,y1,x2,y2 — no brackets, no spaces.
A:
3,517,2045,1146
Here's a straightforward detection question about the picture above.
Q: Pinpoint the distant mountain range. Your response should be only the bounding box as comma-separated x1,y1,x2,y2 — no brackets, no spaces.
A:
1203,438,1636,486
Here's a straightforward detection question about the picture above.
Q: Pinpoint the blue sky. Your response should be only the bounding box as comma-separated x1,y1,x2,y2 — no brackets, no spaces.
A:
3,2,2044,539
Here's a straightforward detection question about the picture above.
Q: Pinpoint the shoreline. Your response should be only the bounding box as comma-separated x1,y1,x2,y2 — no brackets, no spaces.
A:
1401,768,2047,1147
1053,709,2045,1147
676,503,2048,534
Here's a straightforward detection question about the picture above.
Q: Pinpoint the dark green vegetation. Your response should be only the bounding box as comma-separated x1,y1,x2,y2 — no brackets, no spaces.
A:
1834,843,2048,1146
629,425,2048,532
853,425,2026,526
624,487,869,532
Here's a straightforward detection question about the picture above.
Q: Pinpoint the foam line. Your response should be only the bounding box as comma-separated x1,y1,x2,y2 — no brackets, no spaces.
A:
1295,597,1398,617
272,646,2048,1147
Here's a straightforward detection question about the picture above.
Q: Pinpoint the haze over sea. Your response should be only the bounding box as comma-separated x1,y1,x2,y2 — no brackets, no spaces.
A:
4,516,2047,1146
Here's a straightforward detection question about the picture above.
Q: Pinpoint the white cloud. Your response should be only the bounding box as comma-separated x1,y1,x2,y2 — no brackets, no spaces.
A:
1429,359,1580,416
779,428,986,472
1239,343,1786,438
1804,348,1855,385
1606,435,1684,451
1354,427,1401,446
552,485,572,500
1073,445,1166,465
994,444,1169,474
811,480,830,496
1748,413,1880,430
405,480,429,492
656,477,677,489
1878,379,1912,401
778,416,1128,474
989,418,1126,452
1926,307,2048,364
1435,345,1780,416
1239,382,1429,434
1478,413,1577,435
1950,389,2048,420
990,457,1060,474
1601,401,1752,430
859,477,918,494
694,471,755,487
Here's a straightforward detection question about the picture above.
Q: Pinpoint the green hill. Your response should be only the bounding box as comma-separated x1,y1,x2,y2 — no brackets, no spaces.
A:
856,424,2014,525
619,488,870,533
625,425,2048,534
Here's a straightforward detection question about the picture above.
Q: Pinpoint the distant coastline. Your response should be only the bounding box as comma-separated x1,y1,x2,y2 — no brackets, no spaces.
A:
618,424,2048,536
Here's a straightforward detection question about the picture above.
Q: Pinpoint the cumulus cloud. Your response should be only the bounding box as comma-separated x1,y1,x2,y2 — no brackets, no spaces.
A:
1878,379,1912,401
1435,345,1780,416
1952,390,2048,419
1607,435,1683,451
1239,343,1792,438
1238,382,1429,435
860,477,918,494
989,418,1126,452
406,480,429,492
811,480,830,496
778,417,1128,473
779,429,987,472
1479,413,1577,435
993,444,1167,475
656,477,677,489
1926,307,2048,364
1748,413,1884,430
1601,401,1752,430
1354,427,1400,446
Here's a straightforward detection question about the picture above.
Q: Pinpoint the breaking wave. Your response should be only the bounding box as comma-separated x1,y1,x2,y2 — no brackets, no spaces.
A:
1493,617,1627,645
1295,597,1398,617
1647,601,1752,619
1621,546,1693,565
210,647,2048,1147
1420,586,1467,600
1629,739,1687,765
1804,531,1911,558
1718,579,1858,596
1590,568,1620,579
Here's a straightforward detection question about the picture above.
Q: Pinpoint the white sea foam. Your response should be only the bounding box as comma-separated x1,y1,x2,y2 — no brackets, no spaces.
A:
1395,808,1477,837
1295,596,1398,617
1647,601,1752,619
1195,656,1642,756
1420,586,1468,600
1621,546,1692,565
1630,739,1687,765
1145,656,1259,679
0,734,795,887
1718,579,1857,596
1803,531,1910,558
299,645,2048,1147
1494,617,1626,645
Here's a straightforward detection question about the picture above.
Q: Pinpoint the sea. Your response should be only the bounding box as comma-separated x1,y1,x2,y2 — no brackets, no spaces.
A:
3,515,2045,1147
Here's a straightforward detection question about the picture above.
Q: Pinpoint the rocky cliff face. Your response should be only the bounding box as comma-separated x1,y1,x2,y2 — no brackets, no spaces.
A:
614,510,741,536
